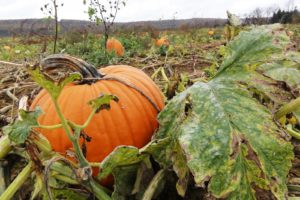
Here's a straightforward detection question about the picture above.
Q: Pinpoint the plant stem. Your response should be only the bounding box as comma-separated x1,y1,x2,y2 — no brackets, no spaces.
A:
71,128,89,167
53,174,79,185
80,109,97,129
50,162,112,195
68,108,97,130
287,125,300,140
50,97,111,198
37,124,62,130
50,162,75,178
0,135,11,159
0,162,33,200
288,184,300,192
52,97,73,140
51,97,89,167
142,169,166,200
89,179,112,200
275,97,300,120
89,162,101,167
0,161,6,194
31,133,52,153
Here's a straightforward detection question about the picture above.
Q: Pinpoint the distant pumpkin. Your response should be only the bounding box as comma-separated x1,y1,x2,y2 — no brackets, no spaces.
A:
3,46,11,51
155,37,169,47
106,38,125,56
208,30,214,36
287,31,294,37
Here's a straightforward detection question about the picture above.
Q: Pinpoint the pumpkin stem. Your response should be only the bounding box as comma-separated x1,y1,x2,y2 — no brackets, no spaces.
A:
41,54,105,79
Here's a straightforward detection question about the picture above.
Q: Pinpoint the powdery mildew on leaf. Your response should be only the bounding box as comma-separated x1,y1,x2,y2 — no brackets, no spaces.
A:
155,81,293,199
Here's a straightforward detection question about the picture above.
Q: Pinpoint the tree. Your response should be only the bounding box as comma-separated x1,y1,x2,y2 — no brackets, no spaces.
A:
270,7,300,24
244,7,267,25
41,0,64,53
84,0,126,48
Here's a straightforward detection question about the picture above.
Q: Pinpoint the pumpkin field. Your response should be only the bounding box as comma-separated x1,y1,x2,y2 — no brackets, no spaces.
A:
1,4,300,199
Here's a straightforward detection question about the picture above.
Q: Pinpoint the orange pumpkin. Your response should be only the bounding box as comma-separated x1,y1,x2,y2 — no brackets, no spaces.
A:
30,55,164,172
208,30,214,36
106,38,124,56
155,37,169,47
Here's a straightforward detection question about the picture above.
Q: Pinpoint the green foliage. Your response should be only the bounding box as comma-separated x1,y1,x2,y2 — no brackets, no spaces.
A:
3,108,42,144
98,146,145,180
260,61,300,92
88,94,119,113
216,25,286,79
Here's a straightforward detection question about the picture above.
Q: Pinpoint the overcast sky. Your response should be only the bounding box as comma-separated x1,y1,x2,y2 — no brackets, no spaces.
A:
0,0,299,22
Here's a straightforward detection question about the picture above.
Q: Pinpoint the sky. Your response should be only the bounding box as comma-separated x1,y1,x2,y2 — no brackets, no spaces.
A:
0,0,299,22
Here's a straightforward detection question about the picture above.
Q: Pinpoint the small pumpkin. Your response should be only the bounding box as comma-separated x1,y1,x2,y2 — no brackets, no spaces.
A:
106,38,125,56
30,55,164,172
155,37,169,47
3,45,11,51
208,30,214,36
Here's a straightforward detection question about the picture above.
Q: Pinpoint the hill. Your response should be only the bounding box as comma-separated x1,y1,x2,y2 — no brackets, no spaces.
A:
0,18,227,37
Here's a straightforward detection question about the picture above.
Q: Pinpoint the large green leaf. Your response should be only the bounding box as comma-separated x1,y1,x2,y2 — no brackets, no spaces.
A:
214,25,294,106
214,25,288,80
154,80,293,199
151,25,294,199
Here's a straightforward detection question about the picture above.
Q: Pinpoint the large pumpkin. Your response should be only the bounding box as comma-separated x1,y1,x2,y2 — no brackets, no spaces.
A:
106,38,124,56
30,55,164,167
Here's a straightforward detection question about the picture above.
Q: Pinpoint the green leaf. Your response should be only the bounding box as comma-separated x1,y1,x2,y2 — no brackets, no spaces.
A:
111,165,140,200
28,67,81,99
141,138,171,167
215,25,288,80
98,146,145,180
261,63,300,90
154,80,293,199
88,94,119,113
3,108,43,144
172,142,189,197
215,25,295,106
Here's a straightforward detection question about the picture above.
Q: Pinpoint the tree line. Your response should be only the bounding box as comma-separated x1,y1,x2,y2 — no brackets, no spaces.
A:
244,6,300,25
